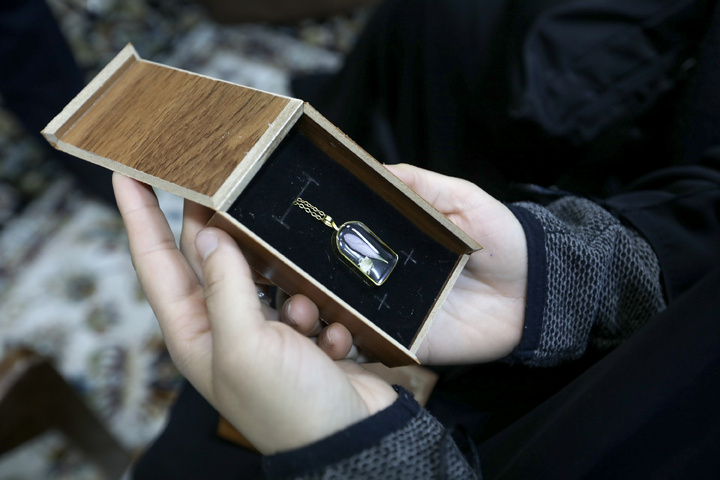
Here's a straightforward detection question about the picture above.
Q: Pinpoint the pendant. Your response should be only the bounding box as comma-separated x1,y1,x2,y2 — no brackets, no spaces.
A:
293,197,398,286
334,221,398,286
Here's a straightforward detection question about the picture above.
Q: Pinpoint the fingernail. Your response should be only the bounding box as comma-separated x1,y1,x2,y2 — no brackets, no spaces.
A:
196,230,218,262
322,329,334,348
283,300,297,327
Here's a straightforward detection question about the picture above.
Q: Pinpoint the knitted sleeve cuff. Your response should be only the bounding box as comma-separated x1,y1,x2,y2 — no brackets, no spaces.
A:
504,204,548,364
504,198,665,367
262,387,420,479
262,387,478,479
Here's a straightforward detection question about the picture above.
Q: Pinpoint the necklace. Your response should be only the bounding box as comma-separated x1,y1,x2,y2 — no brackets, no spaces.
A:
293,197,398,286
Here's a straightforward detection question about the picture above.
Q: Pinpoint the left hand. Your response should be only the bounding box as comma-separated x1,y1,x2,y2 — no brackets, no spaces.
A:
113,173,397,455
384,164,528,365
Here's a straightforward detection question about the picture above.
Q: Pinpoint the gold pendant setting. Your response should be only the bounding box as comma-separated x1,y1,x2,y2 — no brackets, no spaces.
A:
293,198,398,286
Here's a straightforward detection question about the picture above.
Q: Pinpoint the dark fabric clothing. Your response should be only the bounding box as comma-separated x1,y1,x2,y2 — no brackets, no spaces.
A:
130,162,720,479
478,159,720,478
259,163,720,480
506,198,665,367
0,0,114,202
603,160,720,301
133,0,720,478
295,0,719,199
478,268,720,480
132,380,265,479
0,0,83,136
264,387,480,479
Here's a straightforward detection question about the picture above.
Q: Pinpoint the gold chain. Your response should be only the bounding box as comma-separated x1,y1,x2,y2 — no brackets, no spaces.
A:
293,197,339,230
293,197,326,221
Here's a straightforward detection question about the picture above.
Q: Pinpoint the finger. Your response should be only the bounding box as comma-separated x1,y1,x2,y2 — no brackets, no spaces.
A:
345,344,371,363
317,323,354,360
195,227,267,355
385,163,502,238
113,174,212,384
180,199,215,282
279,295,321,335
114,173,200,311
385,163,488,215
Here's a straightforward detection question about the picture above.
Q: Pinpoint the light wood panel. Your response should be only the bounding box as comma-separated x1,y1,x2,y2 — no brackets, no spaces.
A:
43,45,480,367
63,60,291,195
44,44,302,209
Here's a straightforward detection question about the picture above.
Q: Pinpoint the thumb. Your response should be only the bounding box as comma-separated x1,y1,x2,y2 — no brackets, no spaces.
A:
195,228,265,353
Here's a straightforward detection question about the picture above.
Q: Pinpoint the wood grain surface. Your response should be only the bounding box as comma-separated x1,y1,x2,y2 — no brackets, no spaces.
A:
43,46,479,367
58,58,293,200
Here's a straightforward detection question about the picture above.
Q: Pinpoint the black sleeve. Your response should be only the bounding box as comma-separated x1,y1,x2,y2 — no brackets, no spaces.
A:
505,196,666,367
602,160,720,301
505,159,720,367
477,162,720,479
262,387,479,480
260,162,720,479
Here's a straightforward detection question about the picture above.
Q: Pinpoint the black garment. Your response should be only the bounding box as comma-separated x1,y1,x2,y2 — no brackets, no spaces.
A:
259,264,720,480
479,268,720,479
478,159,720,479
132,381,265,479
133,0,720,477
132,161,719,479
0,0,113,202
295,0,719,199
255,161,720,479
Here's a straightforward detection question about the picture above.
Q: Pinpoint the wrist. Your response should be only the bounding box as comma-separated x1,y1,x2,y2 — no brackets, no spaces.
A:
263,386,417,477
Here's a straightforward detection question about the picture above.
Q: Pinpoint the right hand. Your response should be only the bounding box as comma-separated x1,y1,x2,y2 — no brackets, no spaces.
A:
114,174,397,456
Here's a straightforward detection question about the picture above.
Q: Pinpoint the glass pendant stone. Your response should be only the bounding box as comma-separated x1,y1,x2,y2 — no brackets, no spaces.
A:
334,221,398,286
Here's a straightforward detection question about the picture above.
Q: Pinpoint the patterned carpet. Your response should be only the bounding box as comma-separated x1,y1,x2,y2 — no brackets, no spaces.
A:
0,1,365,478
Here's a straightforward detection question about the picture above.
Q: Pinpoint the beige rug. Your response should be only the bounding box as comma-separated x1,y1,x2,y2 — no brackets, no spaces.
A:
0,0,364,477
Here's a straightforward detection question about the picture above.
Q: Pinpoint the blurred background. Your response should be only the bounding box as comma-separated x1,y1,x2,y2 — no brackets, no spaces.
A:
0,0,376,478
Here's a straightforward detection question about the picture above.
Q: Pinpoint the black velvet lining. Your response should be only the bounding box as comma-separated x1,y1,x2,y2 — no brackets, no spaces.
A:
227,128,458,348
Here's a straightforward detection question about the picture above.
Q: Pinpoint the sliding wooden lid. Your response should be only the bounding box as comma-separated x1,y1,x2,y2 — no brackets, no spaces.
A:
42,44,303,210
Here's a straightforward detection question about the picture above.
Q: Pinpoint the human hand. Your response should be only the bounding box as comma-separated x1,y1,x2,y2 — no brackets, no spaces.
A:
295,164,527,365
387,164,528,365
112,173,397,455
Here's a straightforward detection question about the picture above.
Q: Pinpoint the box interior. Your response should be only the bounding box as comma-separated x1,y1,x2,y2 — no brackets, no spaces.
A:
226,126,459,348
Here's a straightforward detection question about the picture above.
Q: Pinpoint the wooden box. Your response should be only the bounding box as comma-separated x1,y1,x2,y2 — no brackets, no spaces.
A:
42,44,481,366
